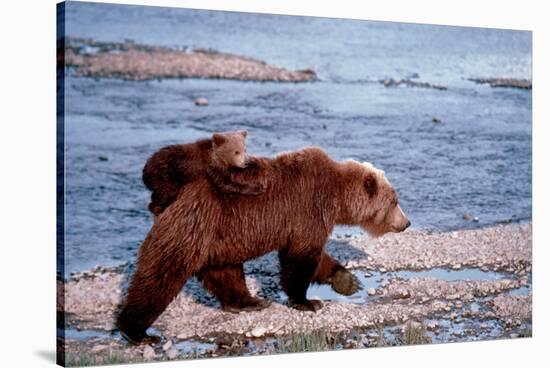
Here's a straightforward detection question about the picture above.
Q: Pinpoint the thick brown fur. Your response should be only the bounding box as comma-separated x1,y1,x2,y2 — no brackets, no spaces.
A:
143,132,356,314
142,130,265,216
117,148,409,343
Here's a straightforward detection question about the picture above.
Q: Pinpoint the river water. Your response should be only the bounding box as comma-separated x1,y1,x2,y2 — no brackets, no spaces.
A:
61,2,532,273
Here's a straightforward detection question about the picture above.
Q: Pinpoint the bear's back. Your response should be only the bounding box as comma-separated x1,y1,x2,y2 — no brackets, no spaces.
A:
143,138,213,189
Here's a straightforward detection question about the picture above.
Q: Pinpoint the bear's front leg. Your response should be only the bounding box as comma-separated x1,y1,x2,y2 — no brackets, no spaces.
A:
279,246,323,312
197,264,271,313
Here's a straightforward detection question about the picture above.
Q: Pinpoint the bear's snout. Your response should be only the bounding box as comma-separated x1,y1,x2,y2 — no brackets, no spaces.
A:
390,204,410,232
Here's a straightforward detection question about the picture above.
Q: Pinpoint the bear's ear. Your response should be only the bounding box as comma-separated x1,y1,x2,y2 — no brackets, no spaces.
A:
237,130,248,138
212,133,227,147
364,173,378,198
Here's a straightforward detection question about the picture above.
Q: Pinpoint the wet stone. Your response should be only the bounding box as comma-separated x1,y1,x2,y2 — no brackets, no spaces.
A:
195,97,209,106
143,345,155,360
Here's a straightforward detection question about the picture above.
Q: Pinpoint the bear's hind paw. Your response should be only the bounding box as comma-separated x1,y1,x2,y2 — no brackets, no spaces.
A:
222,298,272,313
289,299,323,312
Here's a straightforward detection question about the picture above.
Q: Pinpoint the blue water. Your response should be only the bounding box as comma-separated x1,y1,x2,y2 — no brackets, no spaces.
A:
307,268,509,303
61,2,532,273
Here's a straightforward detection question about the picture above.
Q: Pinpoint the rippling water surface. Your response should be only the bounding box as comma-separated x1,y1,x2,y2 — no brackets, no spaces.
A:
61,2,532,273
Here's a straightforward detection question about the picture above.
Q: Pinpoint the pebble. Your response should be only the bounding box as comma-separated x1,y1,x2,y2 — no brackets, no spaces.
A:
426,321,439,330
166,347,179,359
250,326,267,337
143,345,156,360
452,264,462,270
91,345,107,353
398,290,411,299
195,97,209,106
162,340,173,351
367,288,376,296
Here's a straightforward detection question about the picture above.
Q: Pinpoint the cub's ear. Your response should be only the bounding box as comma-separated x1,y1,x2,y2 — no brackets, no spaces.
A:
364,173,378,198
237,130,248,138
212,133,227,146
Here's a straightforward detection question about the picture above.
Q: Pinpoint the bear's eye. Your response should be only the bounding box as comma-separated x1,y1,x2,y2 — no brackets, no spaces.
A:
235,151,240,155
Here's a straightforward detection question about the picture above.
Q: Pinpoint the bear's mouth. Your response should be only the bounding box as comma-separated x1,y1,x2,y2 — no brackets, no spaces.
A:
392,221,411,233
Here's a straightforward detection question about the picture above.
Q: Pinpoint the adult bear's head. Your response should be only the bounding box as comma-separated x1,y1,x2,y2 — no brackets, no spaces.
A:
339,160,410,237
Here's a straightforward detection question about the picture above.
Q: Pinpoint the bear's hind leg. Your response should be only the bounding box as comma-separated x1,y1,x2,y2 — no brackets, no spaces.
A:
198,264,271,313
279,246,323,312
117,258,192,345
313,252,362,296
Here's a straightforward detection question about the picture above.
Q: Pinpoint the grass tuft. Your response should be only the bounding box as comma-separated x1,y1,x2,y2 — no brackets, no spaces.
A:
64,349,136,367
401,321,430,345
375,324,387,347
280,329,338,353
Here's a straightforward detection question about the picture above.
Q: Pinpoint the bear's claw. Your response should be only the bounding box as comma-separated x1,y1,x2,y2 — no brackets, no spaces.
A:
330,269,362,296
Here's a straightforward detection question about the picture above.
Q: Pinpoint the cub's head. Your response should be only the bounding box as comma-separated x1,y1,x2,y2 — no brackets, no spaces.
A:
341,161,410,237
211,130,249,168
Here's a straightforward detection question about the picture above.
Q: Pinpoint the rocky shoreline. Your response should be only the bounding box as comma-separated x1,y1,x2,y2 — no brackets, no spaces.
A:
468,77,532,90
379,78,447,90
62,37,317,82
59,223,531,364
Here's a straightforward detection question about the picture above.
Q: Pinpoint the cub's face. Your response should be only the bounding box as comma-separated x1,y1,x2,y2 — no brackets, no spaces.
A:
346,161,410,237
212,130,249,168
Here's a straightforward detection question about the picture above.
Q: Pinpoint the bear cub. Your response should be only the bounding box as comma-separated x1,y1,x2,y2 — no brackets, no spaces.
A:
143,130,266,216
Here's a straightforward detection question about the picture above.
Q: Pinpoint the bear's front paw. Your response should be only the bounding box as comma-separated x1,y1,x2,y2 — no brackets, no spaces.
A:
289,299,323,312
330,269,362,296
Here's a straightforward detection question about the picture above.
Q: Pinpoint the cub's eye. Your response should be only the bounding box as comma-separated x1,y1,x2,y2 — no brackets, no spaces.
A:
235,151,240,155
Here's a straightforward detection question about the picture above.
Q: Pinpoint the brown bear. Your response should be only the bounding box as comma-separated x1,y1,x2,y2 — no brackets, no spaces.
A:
143,131,360,308
142,130,266,216
117,147,410,344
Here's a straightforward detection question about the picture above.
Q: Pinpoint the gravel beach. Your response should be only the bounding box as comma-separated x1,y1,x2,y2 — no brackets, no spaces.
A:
63,37,317,82
60,223,532,363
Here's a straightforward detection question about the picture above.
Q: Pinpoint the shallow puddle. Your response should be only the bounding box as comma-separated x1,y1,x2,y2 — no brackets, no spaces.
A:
62,327,113,340
307,267,513,304
174,340,217,355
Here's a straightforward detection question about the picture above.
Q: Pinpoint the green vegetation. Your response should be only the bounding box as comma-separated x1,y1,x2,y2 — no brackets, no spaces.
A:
279,329,338,353
400,321,430,345
375,324,387,347
64,350,136,367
